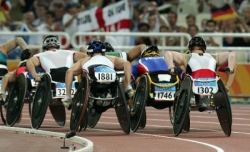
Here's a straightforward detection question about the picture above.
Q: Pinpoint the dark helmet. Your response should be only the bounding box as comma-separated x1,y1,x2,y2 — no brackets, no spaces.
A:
20,49,31,61
140,45,160,58
87,40,106,53
188,36,206,51
42,35,60,50
104,42,114,52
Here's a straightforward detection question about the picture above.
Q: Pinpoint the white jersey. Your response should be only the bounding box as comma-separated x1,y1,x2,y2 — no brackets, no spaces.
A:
188,53,216,71
82,55,114,73
188,53,216,78
34,49,75,73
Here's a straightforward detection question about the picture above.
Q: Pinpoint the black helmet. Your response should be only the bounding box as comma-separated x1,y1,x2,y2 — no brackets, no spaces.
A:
104,42,114,52
188,36,206,51
140,45,160,58
42,35,60,50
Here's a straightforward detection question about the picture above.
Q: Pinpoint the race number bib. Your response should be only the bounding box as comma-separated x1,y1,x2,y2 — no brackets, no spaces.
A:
56,83,76,98
94,66,116,82
154,83,176,101
193,78,218,95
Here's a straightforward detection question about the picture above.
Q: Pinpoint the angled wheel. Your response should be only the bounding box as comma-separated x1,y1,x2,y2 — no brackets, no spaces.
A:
114,80,130,134
139,108,146,129
213,79,232,136
131,75,148,132
6,73,27,126
31,73,51,129
79,108,88,131
173,76,191,136
0,83,12,124
70,73,89,132
49,103,66,127
182,113,190,132
87,106,102,128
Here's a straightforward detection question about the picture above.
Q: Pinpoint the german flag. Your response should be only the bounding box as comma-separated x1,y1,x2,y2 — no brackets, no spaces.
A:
211,4,237,21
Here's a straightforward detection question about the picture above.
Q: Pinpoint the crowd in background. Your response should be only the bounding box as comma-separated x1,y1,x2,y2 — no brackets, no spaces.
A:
1,0,250,60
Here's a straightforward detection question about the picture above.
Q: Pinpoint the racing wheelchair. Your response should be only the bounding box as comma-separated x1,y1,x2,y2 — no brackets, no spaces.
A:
69,65,131,134
30,68,78,129
4,70,44,127
172,73,232,137
130,71,180,132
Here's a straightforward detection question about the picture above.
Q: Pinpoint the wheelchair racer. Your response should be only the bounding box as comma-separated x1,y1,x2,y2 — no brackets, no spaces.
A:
62,40,135,115
26,35,88,82
0,37,31,103
164,36,237,93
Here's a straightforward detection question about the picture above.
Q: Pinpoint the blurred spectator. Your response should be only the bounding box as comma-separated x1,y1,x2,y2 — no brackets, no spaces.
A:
37,10,56,32
54,2,65,25
19,11,40,56
32,2,48,27
167,11,181,46
222,18,250,46
158,25,176,46
186,14,197,28
200,18,208,32
203,19,221,47
79,0,96,11
185,24,199,45
198,0,229,13
62,2,79,37
135,22,157,45
19,0,35,13
139,1,168,28
238,0,250,14
242,6,250,26
232,0,245,12
0,0,11,26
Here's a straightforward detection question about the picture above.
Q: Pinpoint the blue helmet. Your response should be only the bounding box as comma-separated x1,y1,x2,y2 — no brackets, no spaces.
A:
87,40,106,53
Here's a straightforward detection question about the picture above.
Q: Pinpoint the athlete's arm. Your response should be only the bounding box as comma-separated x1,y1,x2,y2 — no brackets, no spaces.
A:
112,57,132,85
164,51,186,68
26,56,41,80
65,59,83,98
215,52,237,73
215,52,237,91
0,37,28,55
73,52,88,62
127,44,146,62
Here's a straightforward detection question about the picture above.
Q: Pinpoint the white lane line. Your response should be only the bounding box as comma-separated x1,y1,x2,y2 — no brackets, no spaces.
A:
90,128,224,152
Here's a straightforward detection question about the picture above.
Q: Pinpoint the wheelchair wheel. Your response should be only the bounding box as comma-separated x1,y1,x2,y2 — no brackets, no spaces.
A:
31,73,51,129
1,83,15,125
6,73,27,126
131,75,148,132
87,107,102,128
139,108,146,129
78,108,88,131
182,113,190,133
49,103,66,127
0,105,6,124
70,73,89,132
213,79,232,136
114,80,130,134
173,76,191,136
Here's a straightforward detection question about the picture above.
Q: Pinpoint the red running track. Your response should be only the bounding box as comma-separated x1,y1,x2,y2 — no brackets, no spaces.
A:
0,104,250,152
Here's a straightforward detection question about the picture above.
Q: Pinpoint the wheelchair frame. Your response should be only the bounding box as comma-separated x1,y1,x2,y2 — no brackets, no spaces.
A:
172,74,232,137
69,68,131,134
131,72,180,132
